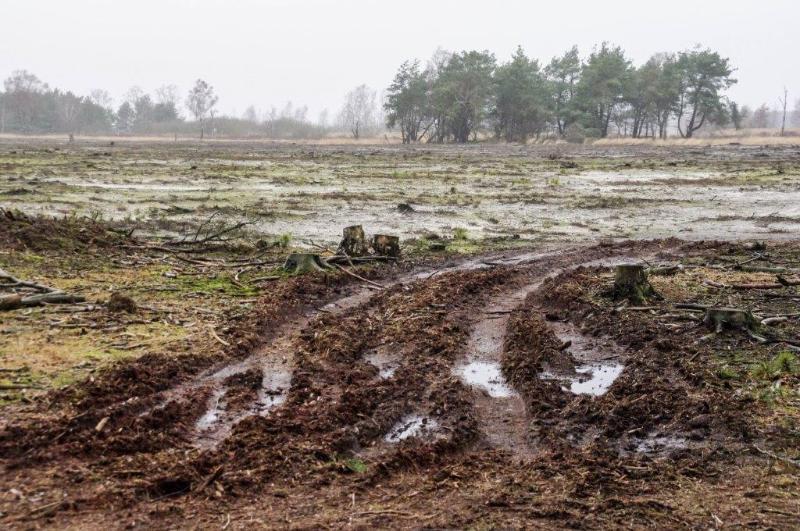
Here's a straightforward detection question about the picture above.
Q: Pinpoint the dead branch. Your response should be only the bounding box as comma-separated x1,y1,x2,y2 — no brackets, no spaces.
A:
0,292,86,311
674,303,709,311
704,280,784,290
0,268,57,293
330,263,385,289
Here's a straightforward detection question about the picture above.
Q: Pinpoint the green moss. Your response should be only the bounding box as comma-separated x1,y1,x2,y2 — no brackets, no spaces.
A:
179,274,259,296
750,351,798,381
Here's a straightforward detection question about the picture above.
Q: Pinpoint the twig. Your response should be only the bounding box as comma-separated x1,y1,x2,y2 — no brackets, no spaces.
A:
331,263,385,289
0,267,56,293
195,465,224,492
207,325,230,347
753,445,800,468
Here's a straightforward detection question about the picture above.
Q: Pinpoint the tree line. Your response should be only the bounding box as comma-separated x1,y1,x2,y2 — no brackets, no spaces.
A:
1,45,798,141
384,44,749,143
0,72,327,139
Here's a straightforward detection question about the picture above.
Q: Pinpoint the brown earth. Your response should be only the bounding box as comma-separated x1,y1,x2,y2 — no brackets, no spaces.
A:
1,230,798,529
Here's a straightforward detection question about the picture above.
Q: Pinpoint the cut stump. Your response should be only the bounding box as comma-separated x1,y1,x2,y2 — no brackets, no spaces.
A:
372,234,401,258
338,225,369,257
283,254,331,275
107,292,137,313
613,264,657,303
703,307,759,334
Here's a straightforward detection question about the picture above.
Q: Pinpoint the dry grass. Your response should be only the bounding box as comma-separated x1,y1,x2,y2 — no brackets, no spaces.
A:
4,128,799,147
594,129,800,147
0,132,403,145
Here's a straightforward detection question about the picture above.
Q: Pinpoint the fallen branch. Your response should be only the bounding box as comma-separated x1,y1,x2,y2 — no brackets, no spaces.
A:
207,325,230,347
331,263,385,289
704,279,783,290
0,292,86,312
776,275,800,287
674,303,709,311
753,445,800,468
0,268,57,293
761,316,789,327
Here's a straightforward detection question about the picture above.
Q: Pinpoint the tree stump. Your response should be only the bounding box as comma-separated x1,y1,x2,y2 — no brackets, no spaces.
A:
372,234,401,258
283,254,331,275
613,263,657,303
107,292,137,313
703,307,758,334
338,225,369,257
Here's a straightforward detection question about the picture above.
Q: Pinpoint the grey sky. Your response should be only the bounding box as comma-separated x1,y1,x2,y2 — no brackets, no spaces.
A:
2,0,797,118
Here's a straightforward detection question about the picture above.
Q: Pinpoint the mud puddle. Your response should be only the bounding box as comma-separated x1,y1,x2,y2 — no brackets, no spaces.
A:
453,281,543,456
455,361,514,397
365,347,398,379
564,363,625,396
541,320,627,397
174,248,568,450
384,414,441,443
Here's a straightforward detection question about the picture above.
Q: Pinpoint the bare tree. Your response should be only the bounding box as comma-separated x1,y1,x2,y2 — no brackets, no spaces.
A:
155,84,179,107
750,104,770,129
318,108,329,129
124,86,144,106
242,105,258,122
794,99,800,128
88,89,113,110
778,87,788,137
338,84,377,139
185,79,218,139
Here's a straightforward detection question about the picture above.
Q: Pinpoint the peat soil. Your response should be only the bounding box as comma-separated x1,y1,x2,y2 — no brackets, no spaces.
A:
1,238,799,528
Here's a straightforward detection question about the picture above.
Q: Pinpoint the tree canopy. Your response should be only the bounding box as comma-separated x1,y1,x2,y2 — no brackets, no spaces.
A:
384,44,739,143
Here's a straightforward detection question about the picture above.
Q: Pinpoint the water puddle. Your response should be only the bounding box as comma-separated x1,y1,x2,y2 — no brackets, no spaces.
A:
365,349,398,379
454,361,516,398
258,368,291,414
384,414,439,442
564,363,624,396
196,388,226,432
543,320,627,397
635,434,688,454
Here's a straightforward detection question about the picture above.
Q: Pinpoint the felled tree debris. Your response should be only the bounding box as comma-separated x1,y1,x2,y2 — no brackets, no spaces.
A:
613,264,658,303
371,234,401,258
0,292,86,311
283,254,331,275
0,267,86,311
338,225,369,257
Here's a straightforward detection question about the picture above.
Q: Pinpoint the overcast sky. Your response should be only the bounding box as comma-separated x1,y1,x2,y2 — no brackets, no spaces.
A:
1,0,797,118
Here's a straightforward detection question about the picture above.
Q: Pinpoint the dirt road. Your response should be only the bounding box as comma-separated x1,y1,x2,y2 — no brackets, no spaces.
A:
2,237,798,528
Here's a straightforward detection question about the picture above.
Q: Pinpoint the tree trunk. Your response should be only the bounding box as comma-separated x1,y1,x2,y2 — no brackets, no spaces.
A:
283,254,331,275
613,264,657,303
338,225,369,257
371,234,401,258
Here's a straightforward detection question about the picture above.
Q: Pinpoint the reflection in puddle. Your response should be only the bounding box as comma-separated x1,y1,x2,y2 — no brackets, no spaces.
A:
540,362,624,397
385,415,439,442
566,363,624,396
454,361,516,398
196,388,226,432
636,434,688,454
259,368,291,414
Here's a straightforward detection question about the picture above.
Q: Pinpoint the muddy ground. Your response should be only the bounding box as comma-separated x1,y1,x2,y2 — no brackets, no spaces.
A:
1,141,799,529
1,139,799,245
